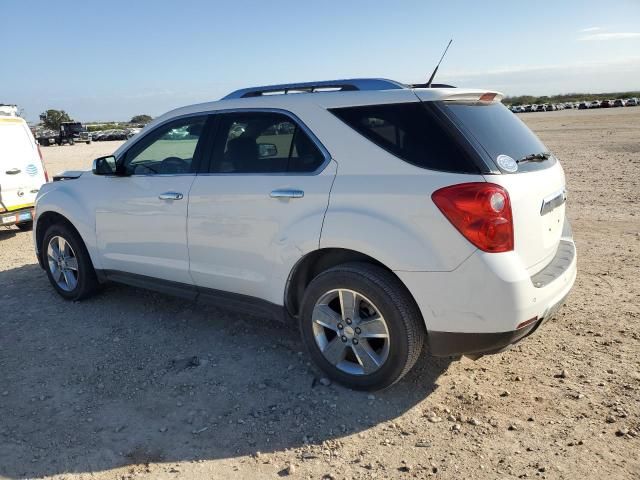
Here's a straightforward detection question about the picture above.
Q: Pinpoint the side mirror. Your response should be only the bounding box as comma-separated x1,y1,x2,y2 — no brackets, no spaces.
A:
258,143,277,158
92,155,117,175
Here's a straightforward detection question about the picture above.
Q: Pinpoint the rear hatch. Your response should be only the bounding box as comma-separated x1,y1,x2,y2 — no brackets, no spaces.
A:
0,118,47,212
417,93,567,274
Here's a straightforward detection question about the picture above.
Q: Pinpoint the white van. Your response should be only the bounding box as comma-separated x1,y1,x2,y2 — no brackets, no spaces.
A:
0,113,49,230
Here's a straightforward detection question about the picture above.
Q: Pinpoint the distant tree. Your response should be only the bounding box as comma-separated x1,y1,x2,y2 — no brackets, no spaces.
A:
39,109,72,130
130,114,153,125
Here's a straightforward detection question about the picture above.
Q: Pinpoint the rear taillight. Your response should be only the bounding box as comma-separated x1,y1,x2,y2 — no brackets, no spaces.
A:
432,182,514,253
37,145,49,182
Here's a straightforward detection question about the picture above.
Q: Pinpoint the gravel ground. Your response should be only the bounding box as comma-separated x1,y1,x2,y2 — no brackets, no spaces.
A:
1,108,639,479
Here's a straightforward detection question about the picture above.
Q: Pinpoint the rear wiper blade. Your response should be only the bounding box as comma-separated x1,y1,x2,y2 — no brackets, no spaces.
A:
516,152,551,164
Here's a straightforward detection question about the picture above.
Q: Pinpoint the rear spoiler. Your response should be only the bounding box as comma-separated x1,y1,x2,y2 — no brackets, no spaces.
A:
442,92,504,103
413,89,504,104
53,171,84,182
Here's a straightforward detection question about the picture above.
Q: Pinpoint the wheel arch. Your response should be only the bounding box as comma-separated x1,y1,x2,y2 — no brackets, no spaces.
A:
284,247,422,322
36,211,88,270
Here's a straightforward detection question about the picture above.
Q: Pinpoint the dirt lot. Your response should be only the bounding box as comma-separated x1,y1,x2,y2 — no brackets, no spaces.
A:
1,108,639,479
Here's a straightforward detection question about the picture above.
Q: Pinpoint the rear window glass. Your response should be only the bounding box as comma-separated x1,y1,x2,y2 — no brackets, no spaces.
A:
441,102,552,172
329,103,479,173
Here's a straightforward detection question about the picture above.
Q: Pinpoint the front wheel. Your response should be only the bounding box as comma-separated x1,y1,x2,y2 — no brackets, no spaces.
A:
300,263,425,391
42,223,98,301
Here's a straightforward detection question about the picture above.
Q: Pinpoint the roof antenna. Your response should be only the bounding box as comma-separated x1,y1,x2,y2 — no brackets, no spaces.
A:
423,39,453,88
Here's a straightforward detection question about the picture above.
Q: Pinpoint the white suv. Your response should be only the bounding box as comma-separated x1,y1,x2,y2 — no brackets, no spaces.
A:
34,79,577,390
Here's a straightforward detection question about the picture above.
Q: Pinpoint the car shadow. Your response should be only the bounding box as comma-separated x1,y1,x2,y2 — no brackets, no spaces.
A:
0,263,453,479
0,227,17,240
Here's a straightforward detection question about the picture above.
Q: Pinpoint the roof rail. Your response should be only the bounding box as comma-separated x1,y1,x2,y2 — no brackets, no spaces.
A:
221,78,407,100
411,83,456,89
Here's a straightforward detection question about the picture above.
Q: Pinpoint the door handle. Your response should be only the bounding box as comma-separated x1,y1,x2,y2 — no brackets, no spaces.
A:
158,192,184,201
5,168,21,175
270,189,304,199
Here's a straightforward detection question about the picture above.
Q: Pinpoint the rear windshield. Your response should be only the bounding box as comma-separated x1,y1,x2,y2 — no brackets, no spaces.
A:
440,101,554,172
329,102,480,173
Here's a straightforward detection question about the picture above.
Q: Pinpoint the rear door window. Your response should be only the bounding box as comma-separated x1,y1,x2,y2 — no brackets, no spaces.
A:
329,102,480,173
210,112,325,174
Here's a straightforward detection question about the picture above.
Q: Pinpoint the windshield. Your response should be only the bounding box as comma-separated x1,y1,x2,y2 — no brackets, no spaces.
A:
439,101,554,173
62,123,83,133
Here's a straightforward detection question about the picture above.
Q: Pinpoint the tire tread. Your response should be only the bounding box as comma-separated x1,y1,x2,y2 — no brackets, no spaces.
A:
301,261,426,389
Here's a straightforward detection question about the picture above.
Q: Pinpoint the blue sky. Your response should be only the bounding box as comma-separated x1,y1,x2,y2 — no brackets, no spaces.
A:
2,0,639,122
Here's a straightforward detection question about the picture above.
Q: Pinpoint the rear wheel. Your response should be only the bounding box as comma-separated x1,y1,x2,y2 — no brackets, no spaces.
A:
42,223,98,301
300,263,425,391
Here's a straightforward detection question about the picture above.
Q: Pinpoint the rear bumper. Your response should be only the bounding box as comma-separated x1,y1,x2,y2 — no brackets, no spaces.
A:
428,292,568,357
1,207,34,226
396,223,577,357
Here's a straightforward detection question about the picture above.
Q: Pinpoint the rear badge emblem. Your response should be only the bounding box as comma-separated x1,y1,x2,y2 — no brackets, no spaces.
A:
496,155,518,173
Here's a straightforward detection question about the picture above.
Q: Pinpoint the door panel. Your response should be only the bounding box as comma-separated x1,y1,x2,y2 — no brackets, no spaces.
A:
187,109,335,304
187,162,336,304
95,115,210,283
96,175,196,283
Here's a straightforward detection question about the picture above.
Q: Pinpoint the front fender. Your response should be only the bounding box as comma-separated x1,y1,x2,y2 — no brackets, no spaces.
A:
35,182,102,271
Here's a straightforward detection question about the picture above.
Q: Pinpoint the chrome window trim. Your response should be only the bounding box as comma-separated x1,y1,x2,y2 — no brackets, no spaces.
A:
118,108,332,177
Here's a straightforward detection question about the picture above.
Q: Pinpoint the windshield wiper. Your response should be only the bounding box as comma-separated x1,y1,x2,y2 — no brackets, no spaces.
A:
516,152,551,164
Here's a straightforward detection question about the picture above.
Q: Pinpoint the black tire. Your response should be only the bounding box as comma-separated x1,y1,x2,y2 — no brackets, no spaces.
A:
42,222,98,301
68,139,75,146
300,262,425,391
16,221,33,231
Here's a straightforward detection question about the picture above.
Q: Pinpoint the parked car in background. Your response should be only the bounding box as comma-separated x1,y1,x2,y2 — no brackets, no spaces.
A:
95,129,128,141
578,102,588,110
126,127,142,139
600,100,611,108
589,100,600,109
625,98,638,106
33,78,577,390
0,112,48,230
612,99,625,108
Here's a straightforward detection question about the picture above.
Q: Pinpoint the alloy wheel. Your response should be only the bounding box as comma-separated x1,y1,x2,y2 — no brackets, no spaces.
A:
47,235,79,292
312,289,390,375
